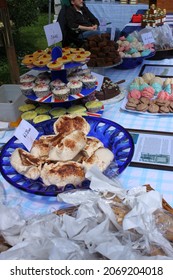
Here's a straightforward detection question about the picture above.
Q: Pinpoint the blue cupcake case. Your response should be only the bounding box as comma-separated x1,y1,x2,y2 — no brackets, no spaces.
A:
0,116,134,196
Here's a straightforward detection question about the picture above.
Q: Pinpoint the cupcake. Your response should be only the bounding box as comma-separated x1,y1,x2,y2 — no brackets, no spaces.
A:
20,82,35,96
50,79,65,89
20,74,36,83
85,101,103,113
49,107,67,118
33,114,51,124
67,105,87,115
35,76,51,85
67,80,83,95
52,86,70,100
21,110,37,121
35,105,51,115
33,83,50,98
81,75,97,89
19,103,36,112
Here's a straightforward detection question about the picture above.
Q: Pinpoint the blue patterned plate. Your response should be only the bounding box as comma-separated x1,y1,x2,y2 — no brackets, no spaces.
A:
0,117,134,196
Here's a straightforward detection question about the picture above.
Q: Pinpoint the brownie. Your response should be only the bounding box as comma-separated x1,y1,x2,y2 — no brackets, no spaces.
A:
95,77,121,100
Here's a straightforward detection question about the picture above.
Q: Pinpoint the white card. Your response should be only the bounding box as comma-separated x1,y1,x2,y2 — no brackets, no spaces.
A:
91,72,104,91
44,22,62,46
14,120,39,151
141,32,155,45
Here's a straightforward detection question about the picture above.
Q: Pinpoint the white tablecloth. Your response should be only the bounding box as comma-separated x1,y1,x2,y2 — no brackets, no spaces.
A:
1,58,173,218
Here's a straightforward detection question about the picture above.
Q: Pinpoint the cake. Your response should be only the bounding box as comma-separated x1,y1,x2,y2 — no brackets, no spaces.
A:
95,77,121,100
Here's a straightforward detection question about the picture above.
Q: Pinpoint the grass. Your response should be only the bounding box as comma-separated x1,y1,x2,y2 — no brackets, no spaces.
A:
0,13,54,85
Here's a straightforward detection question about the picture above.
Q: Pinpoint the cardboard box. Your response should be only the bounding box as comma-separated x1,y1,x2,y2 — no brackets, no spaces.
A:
0,84,26,122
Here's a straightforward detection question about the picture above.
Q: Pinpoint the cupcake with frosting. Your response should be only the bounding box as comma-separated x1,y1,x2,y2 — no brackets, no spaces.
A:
33,83,50,98
67,80,83,95
20,74,36,83
81,75,97,88
52,86,70,100
20,82,35,96
50,79,65,89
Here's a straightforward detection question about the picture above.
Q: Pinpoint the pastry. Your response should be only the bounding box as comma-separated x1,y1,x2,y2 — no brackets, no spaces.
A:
47,60,63,70
157,90,170,100
49,107,67,118
128,89,141,99
33,114,51,124
80,75,97,88
148,103,159,113
85,101,103,113
48,130,87,161
52,86,70,100
125,101,137,111
67,80,83,95
141,86,155,99
40,161,85,188
136,102,148,112
20,82,35,96
10,148,41,180
21,110,37,121
53,114,90,135
33,83,50,98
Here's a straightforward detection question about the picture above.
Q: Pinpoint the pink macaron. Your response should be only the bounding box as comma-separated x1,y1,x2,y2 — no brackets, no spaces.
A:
157,90,170,100
141,86,155,99
128,89,141,99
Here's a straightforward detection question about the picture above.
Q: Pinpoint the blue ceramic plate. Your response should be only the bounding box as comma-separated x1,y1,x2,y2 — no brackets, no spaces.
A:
0,117,134,196
115,51,156,69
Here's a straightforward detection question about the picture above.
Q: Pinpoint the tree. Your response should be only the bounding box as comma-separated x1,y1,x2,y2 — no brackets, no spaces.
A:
7,0,49,29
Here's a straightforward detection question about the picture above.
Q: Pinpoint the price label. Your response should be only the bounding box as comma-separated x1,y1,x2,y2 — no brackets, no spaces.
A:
44,22,62,46
141,31,155,45
14,120,39,151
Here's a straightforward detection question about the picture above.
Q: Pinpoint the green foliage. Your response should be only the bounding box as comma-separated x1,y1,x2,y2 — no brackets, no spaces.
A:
0,13,52,85
7,0,49,29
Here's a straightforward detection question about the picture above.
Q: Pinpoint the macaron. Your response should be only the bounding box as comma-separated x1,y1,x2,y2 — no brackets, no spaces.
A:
141,86,155,99
157,90,170,100
128,89,141,99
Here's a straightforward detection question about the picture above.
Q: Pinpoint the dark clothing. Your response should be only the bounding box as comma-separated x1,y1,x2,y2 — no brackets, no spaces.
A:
66,4,99,30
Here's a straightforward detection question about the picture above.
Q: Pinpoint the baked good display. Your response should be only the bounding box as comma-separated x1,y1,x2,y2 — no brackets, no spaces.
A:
10,116,114,189
85,33,121,67
117,34,155,59
123,73,173,114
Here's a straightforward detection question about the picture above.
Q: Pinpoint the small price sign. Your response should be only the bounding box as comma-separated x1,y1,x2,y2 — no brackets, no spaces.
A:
44,22,62,46
14,120,39,151
141,31,155,45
